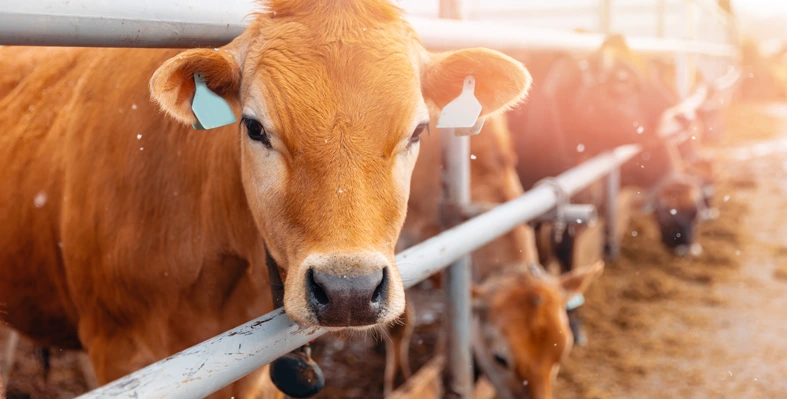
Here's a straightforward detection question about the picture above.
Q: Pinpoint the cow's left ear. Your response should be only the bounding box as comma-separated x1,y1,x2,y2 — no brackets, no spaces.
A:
150,48,242,126
421,48,532,117
559,260,604,298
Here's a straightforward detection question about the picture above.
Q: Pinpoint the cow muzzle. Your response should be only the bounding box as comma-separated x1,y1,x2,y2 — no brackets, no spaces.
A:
298,252,402,328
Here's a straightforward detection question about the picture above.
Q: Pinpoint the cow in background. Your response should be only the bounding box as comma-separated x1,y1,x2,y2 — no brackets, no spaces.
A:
507,34,708,344
383,114,605,399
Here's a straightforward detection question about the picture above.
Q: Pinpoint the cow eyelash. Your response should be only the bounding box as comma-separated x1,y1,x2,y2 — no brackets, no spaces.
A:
241,116,272,149
407,122,429,149
493,353,510,369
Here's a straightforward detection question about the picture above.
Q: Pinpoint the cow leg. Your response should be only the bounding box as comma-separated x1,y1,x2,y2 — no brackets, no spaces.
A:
1,330,19,392
384,298,415,397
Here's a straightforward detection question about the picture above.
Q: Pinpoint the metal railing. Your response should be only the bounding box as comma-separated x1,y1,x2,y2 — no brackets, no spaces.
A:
0,1,735,56
0,1,738,399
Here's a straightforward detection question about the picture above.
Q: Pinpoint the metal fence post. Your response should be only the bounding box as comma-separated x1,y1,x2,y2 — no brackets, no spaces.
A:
656,0,666,38
598,0,612,34
605,164,620,261
440,128,473,399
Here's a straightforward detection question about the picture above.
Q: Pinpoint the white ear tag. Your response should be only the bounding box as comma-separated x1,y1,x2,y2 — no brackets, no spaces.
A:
436,76,484,136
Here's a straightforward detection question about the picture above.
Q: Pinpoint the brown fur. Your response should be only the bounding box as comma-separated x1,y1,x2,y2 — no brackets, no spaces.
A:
0,0,532,396
473,261,604,399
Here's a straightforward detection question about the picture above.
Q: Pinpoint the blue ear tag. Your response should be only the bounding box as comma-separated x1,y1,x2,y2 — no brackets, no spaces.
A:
191,72,236,130
566,294,585,311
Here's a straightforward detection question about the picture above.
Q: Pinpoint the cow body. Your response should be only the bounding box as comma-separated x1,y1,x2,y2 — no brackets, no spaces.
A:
0,47,273,392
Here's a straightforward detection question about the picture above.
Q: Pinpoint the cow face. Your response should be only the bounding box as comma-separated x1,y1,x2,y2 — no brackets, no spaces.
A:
653,176,703,255
149,0,532,329
472,261,604,399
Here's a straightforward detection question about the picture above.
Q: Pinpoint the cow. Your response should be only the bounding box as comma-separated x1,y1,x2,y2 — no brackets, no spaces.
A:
506,34,707,344
0,0,532,396
472,260,605,399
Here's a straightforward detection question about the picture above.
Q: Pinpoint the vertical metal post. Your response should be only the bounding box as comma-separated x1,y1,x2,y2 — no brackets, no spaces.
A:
598,0,612,34
437,1,472,397
675,0,699,98
605,165,620,261
440,128,473,399
656,0,666,38
439,0,463,20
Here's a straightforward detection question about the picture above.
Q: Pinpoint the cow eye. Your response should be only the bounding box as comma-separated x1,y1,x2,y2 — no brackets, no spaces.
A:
493,353,510,369
408,122,429,148
242,116,271,148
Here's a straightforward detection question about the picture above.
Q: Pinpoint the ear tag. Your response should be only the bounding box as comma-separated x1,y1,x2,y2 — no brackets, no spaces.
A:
436,76,483,136
191,73,236,130
566,294,585,311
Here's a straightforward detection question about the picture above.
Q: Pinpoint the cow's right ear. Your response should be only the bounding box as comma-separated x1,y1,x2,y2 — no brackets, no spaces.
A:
150,48,242,126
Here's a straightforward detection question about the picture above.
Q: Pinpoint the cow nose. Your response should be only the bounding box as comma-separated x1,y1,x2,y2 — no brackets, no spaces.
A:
306,267,387,327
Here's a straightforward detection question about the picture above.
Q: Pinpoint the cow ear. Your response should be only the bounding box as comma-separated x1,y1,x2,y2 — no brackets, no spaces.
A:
471,283,488,312
559,260,604,297
150,48,242,126
421,48,532,118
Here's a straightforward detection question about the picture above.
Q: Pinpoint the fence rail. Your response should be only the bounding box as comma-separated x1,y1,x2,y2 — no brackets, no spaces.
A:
75,145,641,399
0,1,735,57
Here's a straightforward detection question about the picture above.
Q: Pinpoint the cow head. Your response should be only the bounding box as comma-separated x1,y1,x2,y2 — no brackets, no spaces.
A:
653,175,704,256
472,261,604,399
149,0,531,329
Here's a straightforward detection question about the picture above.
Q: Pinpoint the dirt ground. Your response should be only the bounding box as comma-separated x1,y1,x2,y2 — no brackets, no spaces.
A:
556,105,787,399
2,104,787,399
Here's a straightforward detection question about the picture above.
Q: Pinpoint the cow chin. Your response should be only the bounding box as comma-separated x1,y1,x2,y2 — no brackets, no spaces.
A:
283,252,406,330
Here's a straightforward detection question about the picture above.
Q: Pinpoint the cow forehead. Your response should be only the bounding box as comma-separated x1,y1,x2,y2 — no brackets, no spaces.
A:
246,18,423,152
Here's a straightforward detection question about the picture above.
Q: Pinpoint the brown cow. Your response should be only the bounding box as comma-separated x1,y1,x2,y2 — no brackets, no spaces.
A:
0,0,532,396
472,260,604,399
507,35,707,345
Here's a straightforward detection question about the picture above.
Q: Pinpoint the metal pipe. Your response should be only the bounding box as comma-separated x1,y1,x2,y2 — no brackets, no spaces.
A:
656,0,666,38
534,204,598,226
439,0,463,20
605,165,621,261
0,2,736,57
439,128,473,399
598,0,612,34
75,145,640,399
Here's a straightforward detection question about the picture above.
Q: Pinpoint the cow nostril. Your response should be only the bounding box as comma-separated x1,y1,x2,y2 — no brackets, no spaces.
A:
371,268,388,304
308,269,329,306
